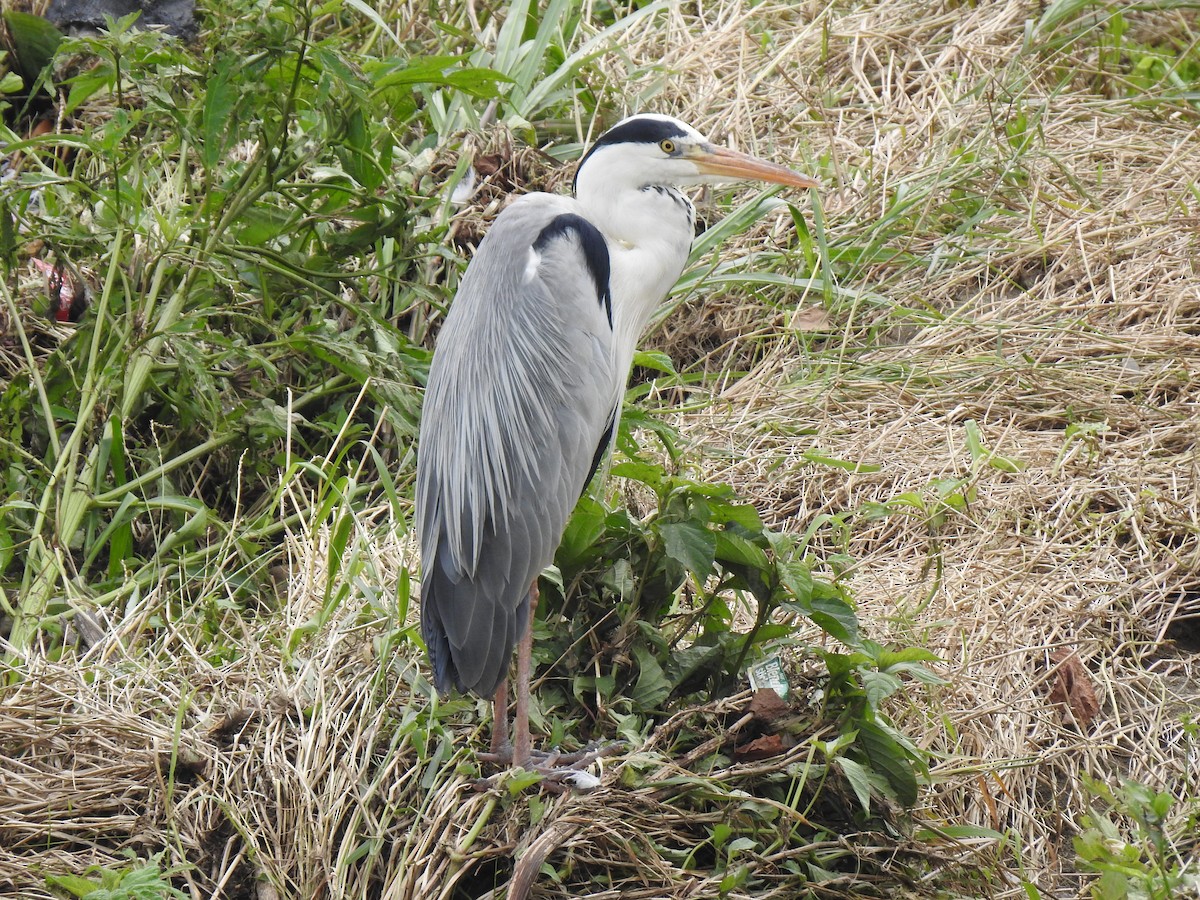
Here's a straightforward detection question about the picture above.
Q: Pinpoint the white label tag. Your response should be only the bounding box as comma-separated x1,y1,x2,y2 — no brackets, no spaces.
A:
747,654,790,700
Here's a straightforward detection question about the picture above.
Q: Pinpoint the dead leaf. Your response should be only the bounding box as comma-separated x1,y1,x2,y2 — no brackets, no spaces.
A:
734,733,788,761
790,306,834,333
1047,650,1100,728
748,688,790,725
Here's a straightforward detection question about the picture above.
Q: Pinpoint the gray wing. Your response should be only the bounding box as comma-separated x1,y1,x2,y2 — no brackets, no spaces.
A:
416,194,617,698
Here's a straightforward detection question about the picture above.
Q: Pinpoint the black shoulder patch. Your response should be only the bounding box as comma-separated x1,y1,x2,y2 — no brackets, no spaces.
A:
533,214,612,327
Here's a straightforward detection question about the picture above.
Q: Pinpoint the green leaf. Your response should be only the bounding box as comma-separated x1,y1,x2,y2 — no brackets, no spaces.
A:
370,56,510,96
339,105,382,191
861,670,904,708
0,521,12,574
915,824,1008,841
857,720,920,806
557,497,607,567
708,501,763,531
783,584,859,647
713,530,769,570
631,349,676,374
0,198,16,270
876,646,941,667
726,837,757,855
834,756,873,814
610,459,665,492
200,57,238,170
657,520,716,577
665,642,724,685
711,821,732,849
44,874,100,897
2,11,63,83
801,449,882,473
64,69,114,115
1092,870,1130,900
778,559,813,600
505,769,545,795
631,644,672,710
964,419,1024,473
235,204,297,245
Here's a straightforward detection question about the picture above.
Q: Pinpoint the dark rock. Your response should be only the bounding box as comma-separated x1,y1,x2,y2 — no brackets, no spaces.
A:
46,0,197,39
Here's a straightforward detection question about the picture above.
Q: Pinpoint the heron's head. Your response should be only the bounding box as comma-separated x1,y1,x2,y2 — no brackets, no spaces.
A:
573,113,819,195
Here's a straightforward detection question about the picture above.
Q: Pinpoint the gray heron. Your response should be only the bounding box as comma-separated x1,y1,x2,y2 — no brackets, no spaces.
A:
416,113,818,776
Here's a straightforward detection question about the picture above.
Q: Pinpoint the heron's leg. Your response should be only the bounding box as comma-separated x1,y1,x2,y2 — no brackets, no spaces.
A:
512,581,538,769
490,680,509,757
473,581,624,791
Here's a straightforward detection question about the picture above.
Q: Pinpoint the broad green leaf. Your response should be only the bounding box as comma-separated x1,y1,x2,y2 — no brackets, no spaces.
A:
631,349,677,374
713,530,768,570
708,501,763,531
665,642,724,685
370,57,510,96
834,757,873,814
235,203,298,245
711,821,732,849
610,459,665,491
876,646,942,667
857,720,920,806
658,520,716,576
43,874,99,897
3,11,63,82
807,592,860,647
778,559,813,600
631,644,672,710
726,837,757,855
557,498,607,567
861,670,904,709
505,769,545,795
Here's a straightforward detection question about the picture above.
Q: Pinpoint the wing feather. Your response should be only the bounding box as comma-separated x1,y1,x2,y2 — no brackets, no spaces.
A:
417,195,617,697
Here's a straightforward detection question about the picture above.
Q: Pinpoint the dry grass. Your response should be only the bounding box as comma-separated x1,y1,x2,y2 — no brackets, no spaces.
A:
637,0,1200,893
4,0,1200,897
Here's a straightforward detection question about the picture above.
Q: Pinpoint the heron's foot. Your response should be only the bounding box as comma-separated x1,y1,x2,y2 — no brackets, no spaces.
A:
475,741,626,793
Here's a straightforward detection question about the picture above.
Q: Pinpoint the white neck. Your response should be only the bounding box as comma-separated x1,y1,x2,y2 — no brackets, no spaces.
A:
575,158,695,386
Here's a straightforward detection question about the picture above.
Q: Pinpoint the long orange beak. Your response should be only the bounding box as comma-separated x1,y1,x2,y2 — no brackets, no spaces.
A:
690,144,821,189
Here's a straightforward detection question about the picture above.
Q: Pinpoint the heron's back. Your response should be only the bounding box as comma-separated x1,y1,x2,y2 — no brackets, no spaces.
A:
416,195,618,697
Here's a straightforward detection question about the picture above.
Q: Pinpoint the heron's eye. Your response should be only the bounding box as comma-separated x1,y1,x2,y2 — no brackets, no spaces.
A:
659,139,676,155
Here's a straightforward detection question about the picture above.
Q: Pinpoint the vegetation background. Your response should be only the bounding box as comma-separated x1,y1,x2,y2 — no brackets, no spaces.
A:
0,0,1197,898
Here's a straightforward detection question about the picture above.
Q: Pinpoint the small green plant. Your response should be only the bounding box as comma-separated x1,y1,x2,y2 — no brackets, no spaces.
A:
815,639,945,813
45,851,189,899
540,435,859,726
520,392,941,818
1074,775,1200,900
1031,0,1200,109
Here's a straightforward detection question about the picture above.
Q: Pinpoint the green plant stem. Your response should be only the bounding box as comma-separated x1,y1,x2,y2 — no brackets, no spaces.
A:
7,231,129,661
0,281,60,458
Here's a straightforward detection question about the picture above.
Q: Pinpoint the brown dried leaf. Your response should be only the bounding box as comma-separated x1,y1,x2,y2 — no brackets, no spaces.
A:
789,306,834,333
734,733,787,761
1047,650,1100,728
748,688,790,724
